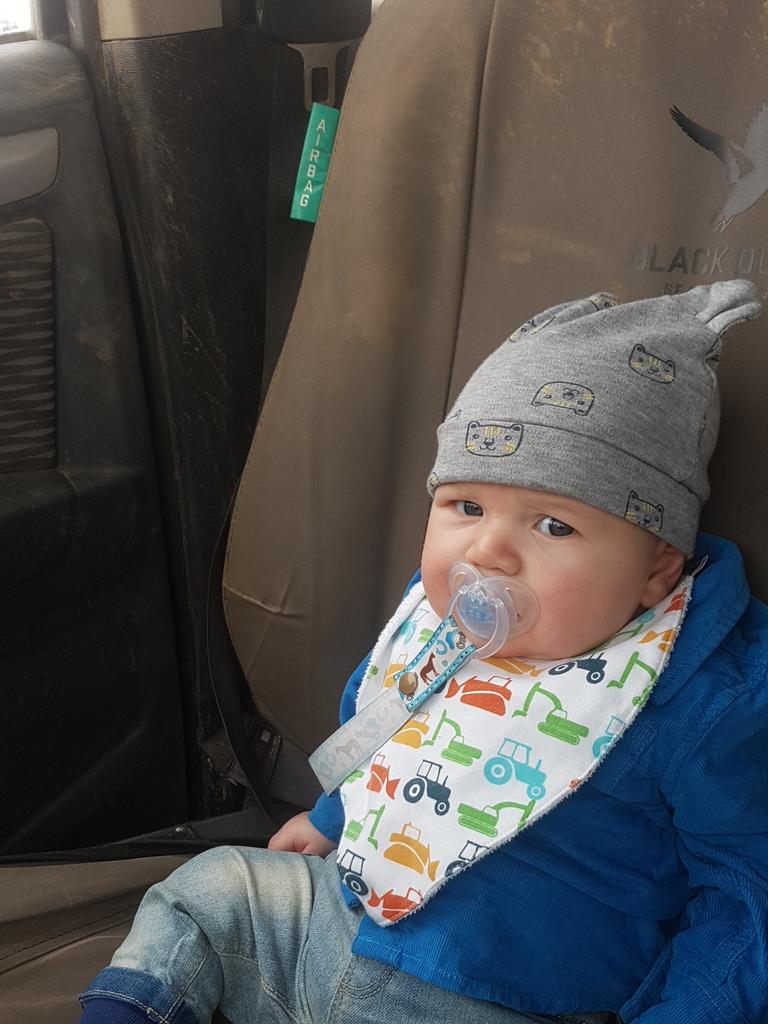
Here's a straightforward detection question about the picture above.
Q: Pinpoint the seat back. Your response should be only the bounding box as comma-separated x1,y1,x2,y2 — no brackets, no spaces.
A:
225,0,768,755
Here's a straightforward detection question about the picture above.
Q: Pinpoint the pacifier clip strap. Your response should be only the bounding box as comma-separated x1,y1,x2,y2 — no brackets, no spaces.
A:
394,615,474,712
309,615,474,794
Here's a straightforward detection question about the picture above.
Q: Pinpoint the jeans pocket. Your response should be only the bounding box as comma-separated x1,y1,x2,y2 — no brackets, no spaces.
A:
335,955,397,997
326,955,398,1023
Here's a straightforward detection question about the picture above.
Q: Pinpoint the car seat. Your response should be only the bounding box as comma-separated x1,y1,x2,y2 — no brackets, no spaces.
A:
224,0,768,761
3,1,768,1021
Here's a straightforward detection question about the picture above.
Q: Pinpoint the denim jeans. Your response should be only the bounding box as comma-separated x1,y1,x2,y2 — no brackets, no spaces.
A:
79,846,618,1024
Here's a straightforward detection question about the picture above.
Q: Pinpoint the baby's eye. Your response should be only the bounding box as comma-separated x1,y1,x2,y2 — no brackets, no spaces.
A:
536,516,574,538
455,500,483,517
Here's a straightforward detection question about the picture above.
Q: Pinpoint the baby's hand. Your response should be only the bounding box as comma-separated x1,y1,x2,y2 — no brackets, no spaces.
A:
267,811,338,856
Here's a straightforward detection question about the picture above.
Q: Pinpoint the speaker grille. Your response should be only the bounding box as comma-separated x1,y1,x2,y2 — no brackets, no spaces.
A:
0,217,55,472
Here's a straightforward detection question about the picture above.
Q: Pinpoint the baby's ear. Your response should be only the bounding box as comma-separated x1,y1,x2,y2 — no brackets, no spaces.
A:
640,542,686,608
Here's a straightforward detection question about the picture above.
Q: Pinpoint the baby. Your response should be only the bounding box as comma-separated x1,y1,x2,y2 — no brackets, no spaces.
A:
80,281,768,1024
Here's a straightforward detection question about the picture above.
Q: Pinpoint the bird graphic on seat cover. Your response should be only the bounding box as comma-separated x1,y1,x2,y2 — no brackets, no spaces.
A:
670,103,768,231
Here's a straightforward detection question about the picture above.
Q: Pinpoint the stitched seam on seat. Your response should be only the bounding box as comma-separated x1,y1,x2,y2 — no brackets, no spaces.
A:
0,905,134,967
222,582,300,614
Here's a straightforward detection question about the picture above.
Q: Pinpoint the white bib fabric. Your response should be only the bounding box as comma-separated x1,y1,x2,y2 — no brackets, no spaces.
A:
335,574,693,927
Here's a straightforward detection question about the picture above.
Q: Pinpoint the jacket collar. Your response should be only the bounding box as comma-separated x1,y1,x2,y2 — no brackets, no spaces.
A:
651,532,750,705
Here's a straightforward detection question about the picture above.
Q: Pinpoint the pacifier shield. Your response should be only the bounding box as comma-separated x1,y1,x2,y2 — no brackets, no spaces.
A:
447,562,539,657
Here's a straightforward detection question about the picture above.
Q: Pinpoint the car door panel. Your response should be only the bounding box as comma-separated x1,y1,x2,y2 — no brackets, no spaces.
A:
0,40,187,854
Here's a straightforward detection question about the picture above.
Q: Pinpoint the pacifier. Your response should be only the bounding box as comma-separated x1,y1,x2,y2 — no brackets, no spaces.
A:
446,562,539,658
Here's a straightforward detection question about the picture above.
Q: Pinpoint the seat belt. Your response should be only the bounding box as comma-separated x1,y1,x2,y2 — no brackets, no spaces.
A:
257,0,370,112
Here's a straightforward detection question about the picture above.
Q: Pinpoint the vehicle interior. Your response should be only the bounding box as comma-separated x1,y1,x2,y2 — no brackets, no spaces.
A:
1,0,767,1021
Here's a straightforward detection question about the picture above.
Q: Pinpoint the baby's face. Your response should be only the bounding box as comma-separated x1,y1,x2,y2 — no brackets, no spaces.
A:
422,483,684,661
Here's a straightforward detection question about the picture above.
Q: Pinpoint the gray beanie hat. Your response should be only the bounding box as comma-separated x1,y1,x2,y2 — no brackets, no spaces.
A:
428,280,761,555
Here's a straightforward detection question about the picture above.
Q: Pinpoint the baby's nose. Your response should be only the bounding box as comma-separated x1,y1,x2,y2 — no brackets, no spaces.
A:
466,523,522,577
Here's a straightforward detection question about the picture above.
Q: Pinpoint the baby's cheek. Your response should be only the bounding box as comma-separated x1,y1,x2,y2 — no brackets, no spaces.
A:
421,570,449,620
575,592,636,648
534,595,611,658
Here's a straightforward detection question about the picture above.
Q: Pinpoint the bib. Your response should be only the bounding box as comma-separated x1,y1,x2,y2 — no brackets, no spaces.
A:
334,573,693,927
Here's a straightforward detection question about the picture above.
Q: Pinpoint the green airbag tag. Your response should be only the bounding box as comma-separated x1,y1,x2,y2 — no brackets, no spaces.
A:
291,103,340,223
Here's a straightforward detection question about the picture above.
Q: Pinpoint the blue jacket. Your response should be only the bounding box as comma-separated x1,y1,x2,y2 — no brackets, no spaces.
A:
309,534,768,1022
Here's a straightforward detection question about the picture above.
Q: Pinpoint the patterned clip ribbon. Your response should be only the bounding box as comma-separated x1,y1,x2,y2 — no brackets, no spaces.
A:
393,615,476,712
310,614,477,794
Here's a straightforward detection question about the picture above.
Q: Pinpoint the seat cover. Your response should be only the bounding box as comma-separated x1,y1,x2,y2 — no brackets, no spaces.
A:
0,856,187,1024
225,0,768,756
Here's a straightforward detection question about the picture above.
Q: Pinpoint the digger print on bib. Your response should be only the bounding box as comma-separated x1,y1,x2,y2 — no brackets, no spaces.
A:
335,574,693,926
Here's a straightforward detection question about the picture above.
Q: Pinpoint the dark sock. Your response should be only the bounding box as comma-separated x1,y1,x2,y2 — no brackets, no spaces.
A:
80,998,152,1024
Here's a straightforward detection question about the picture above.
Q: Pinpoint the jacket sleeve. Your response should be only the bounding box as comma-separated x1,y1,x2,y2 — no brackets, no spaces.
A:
307,570,422,844
628,681,768,1024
